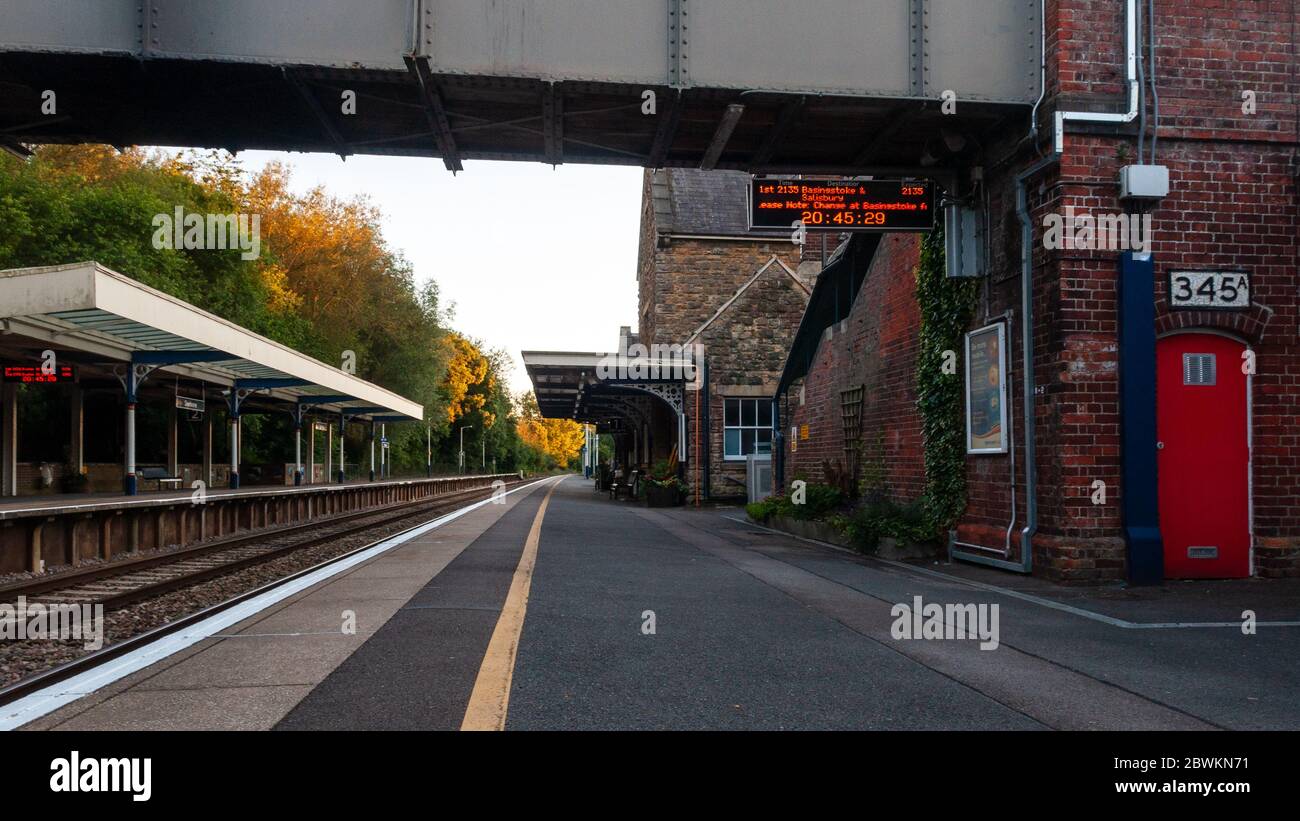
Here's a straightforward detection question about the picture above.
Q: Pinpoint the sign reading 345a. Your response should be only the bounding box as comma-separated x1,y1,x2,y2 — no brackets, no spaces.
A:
1168,270,1250,310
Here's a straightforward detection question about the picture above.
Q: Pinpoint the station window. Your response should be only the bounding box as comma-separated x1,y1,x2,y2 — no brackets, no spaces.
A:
723,398,772,460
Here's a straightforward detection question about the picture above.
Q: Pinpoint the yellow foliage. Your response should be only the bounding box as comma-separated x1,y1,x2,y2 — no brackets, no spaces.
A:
441,334,496,428
517,392,584,467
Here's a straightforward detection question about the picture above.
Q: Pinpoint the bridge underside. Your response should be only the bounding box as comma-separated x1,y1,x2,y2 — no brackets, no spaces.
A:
0,0,1038,173
0,54,1024,174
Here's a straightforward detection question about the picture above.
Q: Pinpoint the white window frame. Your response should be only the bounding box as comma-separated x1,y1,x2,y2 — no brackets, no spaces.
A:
723,397,773,461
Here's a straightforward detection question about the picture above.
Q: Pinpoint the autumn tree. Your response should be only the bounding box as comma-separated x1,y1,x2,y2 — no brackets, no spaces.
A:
516,392,585,470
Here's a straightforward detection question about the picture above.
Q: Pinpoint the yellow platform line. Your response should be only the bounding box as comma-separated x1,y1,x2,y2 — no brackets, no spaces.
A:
461,477,562,731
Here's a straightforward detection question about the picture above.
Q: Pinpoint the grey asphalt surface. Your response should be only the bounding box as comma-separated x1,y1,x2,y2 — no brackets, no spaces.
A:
275,476,1300,730
274,487,546,730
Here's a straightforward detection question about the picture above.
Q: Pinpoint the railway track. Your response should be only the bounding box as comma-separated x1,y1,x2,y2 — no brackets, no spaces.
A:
0,478,524,611
0,475,550,709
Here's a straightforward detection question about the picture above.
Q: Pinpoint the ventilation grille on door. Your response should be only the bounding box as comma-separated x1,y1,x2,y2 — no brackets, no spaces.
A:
1183,353,1216,386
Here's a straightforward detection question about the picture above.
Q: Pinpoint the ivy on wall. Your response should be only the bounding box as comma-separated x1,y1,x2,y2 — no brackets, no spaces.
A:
914,225,980,536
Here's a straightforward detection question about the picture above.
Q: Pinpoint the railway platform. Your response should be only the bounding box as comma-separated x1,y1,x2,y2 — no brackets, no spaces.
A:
8,475,1299,732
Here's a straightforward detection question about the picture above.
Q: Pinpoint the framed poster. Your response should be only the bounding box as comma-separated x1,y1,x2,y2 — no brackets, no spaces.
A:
965,323,1008,454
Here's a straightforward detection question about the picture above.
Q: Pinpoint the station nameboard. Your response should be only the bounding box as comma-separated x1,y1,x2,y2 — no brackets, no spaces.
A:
176,396,206,413
750,179,934,231
3,364,76,384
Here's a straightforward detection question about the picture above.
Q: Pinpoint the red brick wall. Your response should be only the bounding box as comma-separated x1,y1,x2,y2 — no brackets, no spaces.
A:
785,234,925,504
781,0,1300,582
959,0,1300,580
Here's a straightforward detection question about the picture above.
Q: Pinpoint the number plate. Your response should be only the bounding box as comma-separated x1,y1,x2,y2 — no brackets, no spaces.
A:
1168,270,1251,310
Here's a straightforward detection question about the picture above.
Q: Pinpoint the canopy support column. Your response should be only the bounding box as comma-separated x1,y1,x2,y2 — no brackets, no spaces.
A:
291,403,311,487
69,385,84,479
203,408,213,488
337,410,346,483
2,383,17,497
229,410,240,490
225,388,254,490
166,402,179,478
122,365,141,495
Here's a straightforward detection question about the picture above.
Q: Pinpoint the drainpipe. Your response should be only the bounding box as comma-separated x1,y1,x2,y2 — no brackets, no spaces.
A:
952,154,1057,574
772,394,783,492
951,0,1140,573
702,358,711,501
1011,152,1061,573
1053,0,1141,154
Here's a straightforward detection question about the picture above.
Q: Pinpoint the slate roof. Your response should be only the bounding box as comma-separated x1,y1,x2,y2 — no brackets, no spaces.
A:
648,168,788,239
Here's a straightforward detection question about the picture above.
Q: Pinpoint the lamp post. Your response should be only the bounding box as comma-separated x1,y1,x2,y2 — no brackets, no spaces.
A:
458,425,472,474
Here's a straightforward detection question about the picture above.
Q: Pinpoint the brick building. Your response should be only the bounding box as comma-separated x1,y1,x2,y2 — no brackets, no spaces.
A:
781,233,925,505
779,0,1299,583
638,169,812,499
526,169,812,500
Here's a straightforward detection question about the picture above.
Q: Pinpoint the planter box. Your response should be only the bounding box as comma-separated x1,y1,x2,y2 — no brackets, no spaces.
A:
875,536,941,562
766,515,854,548
645,483,681,507
759,516,940,561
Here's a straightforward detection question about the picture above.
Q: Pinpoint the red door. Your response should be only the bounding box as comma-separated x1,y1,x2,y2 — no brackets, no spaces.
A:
1156,333,1251,578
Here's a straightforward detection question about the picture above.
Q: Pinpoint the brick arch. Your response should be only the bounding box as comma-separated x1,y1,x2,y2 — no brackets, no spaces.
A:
1155,302,1273,346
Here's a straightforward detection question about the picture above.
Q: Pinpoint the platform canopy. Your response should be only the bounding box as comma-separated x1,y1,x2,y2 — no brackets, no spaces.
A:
522,349,695,421
0,262,423,421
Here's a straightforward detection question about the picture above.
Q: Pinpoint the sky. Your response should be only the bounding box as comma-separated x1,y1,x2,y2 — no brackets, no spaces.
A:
237,151,642,394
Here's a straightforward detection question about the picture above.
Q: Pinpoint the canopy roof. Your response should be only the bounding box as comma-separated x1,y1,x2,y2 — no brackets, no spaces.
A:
0,262,422,421
776,233,882,396
522,350,696,421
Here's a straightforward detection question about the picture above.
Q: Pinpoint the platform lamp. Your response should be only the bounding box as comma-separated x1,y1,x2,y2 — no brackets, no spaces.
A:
458,425,472,474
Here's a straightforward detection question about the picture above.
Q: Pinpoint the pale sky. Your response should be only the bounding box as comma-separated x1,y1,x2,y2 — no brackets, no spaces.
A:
238,152,642,394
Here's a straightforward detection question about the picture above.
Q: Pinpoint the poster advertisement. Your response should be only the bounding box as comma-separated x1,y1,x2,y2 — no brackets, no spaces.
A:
965,324,1008,454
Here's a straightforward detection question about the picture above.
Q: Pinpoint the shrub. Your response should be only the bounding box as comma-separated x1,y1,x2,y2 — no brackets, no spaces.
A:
839,496,935,553
746,496,782,523
746,483,844,523
789,483,844,520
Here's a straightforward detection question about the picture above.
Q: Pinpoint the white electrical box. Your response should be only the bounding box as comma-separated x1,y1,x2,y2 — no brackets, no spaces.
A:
1120,165,1170,200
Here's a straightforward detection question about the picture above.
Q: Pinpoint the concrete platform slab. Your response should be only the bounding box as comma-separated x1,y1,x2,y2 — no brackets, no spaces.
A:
50,686,315,731
17,477,554,730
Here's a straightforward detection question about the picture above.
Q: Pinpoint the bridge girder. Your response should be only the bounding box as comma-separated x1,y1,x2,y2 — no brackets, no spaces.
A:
0,0,1039,173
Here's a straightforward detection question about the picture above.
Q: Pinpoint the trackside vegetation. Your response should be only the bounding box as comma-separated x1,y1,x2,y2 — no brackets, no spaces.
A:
0,146,582,474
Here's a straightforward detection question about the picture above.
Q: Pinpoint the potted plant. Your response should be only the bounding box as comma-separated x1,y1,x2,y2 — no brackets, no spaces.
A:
644,459,684,507
60,463,89,493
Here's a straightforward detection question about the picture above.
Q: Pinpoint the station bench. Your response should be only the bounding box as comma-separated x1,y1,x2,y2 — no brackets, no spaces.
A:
138,467,183,491
608,470,639,501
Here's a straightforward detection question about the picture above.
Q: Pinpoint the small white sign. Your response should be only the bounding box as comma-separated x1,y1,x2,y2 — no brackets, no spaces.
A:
1168,270,1250,310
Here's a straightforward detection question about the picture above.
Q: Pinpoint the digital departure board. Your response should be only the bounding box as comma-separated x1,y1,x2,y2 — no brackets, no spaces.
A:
750,179,934,232
3,364,76,384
